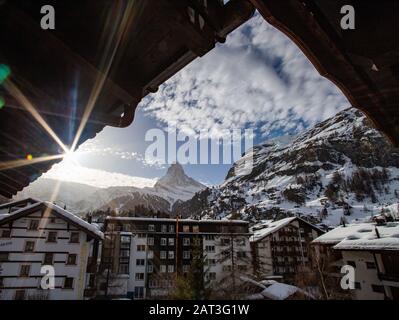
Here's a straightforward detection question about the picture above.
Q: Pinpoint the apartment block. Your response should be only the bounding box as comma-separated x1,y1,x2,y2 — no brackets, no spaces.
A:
250,217,324,283
100,217,251,299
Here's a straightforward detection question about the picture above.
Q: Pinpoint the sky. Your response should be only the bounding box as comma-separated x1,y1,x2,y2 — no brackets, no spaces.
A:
44,12,350,188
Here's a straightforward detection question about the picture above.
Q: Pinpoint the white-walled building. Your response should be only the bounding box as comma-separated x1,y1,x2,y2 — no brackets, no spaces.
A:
312,222,399,300
0,199,103,300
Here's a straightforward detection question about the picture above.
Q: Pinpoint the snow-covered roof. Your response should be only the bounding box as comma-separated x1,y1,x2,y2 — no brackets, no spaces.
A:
313,222,399,251
0,202,42,222
333,222,399,251
106,216,248,225
250,217,297,242
246,282,314,300
44,202,104,239
0,199,103,240
0,197,40,210
261,283,300,300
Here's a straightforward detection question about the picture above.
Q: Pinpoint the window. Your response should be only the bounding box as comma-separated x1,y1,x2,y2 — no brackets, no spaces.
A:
148,224,155,231
24,241,35,252
43,253,53,265
205,245,215,253
0,229,11,238
205,235,215,241
0,253,9,262
14,290,25,300
169,225,174,233
149,279,158,288
0,277,3,288
70,232,80,243
192,225,199,233
366,261,376,269
207,259,216,266
161,225,167,233
223,265,232,272
161,238,167,246
67,254,77,265
183,238,190,246
147,250,154,259
160,265,167,273
168,238,175,246
221,238,230,246
20,265,30,277
183,251,190,259
28,220,39,231
354,282,361,290
135,273,145,281
136,259,145,266
168,265,174,273
64,277,74,289
119,264,129,274
147,237,154,245
160,251,167,259
120,249,130,257
238,265,247,271
207,272,216,280
47,232,57,243
193,238,201,246
168,251,174,259
137,245,145,251
183,265,190,273
134,286,144,299
371,284,385,293
183,225,190,232
347,261,356,268
120,235,130,243
147,264,153,273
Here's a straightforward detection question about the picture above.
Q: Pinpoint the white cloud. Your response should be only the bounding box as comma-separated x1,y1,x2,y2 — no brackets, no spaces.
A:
44,161,157,189
141,13,350,139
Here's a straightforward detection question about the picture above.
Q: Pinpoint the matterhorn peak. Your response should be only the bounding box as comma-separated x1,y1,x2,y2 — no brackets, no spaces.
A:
155,163,204,189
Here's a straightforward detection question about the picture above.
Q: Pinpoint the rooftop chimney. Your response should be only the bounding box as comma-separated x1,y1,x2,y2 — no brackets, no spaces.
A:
375,227,381,239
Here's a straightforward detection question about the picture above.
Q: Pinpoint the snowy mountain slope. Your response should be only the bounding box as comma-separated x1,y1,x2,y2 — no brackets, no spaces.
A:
177,108,399,225
15,179,100,210
16,163,205,214
96,163,206,213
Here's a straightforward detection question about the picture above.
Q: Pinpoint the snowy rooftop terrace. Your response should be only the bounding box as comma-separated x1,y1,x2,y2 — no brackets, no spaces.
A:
312,222,399,251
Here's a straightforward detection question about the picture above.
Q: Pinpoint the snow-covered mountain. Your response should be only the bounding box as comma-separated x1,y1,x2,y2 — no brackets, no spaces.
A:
85,163,206,214
16,163,205,215
175,108,399,226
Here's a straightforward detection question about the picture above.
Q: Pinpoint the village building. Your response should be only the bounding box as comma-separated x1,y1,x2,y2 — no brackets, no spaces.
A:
313,221,399,300
0,198,103,300
250,217,324,283
99,216,252,299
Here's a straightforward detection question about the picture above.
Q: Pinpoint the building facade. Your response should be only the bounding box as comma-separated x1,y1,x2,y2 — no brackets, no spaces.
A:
312,221,399,300
100,217,251,299
0,199,103,300
250,217,324,283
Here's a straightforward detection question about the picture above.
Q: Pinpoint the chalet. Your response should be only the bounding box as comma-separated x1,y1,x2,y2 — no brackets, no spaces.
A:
100,217,252,299
250,217,324,283
313,222,399,300
0,199,103,300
